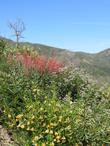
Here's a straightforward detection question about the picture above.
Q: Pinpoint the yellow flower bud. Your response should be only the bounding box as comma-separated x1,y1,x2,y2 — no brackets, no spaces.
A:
31,115,35,120
16,114,23,119
56,135,61,140
50,130,53,134
20,125,25,129
40,107,43,111
42,143,46,146
45,129,49,133
30,127,34,131
33,136,39,141
27,121,30,125
54,132,58,136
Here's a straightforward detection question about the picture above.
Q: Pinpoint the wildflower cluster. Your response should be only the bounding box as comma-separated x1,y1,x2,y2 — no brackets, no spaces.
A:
7,51,63,74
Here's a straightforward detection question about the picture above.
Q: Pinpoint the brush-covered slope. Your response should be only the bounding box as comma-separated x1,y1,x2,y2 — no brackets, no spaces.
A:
1,37,110,86
75,50,110,85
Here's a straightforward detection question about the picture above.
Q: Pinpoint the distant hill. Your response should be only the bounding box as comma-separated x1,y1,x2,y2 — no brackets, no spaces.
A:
1,37,110,86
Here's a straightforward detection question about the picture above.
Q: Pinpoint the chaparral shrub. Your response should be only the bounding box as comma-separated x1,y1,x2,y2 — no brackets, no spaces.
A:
0,46,110,146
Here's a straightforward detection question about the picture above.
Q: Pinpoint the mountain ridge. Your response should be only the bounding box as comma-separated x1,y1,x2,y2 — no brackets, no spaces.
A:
1,35,110,54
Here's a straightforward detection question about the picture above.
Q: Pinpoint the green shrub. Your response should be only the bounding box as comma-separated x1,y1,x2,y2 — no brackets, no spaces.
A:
54,68,95,102
0,39,7,55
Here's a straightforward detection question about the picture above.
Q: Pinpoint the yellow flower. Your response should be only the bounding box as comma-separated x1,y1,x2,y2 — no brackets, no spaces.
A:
42,143,46,146
50,142,55,146
27,127,30,131
62,136,66,140
16,119,19,122
16,114,23,119
53,123,57,127
56,135,61,140
58,119,62,122
33,89,37,92
30,127,34,131
48,103,51,106
37,89,40,94
40,107,43,111
47,123,55,128
46,142,48,144
50,123,54,126
58,116,63,122
45,129,49,133
33,93,36,96
42,123,46,127
17,124,21,128
34,144,38,146
27,121,30,125
33,136,39,141
59,116,62,119
20,125,25,129
39,116,43,120
66,125,71,130
44,100,47,103
29,105,32,109
30,120,34,124
54,132,58,136
47,124,51,129
56,139,60,143
31,115,35,120
50,130,53,134
8,114,11,118
70,110,72,113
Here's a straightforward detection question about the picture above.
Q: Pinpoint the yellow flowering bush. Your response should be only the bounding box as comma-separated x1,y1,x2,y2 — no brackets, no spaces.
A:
11,96,77,145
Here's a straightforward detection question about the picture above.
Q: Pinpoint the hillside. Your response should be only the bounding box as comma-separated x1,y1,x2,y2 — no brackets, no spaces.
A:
1,37,110,86
0,37,110,145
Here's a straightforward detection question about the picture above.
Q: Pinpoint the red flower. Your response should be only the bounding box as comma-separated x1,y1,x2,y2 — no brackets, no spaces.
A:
47,58,63,73
7,51,63,74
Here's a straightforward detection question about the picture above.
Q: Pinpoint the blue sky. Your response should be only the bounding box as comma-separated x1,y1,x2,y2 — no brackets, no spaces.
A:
0,0,110,53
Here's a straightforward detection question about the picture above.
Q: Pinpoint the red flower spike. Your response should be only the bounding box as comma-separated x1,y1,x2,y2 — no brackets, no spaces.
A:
7,51,63,74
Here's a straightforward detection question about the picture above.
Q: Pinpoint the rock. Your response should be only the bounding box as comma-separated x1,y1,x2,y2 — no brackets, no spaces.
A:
0,125,17,146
